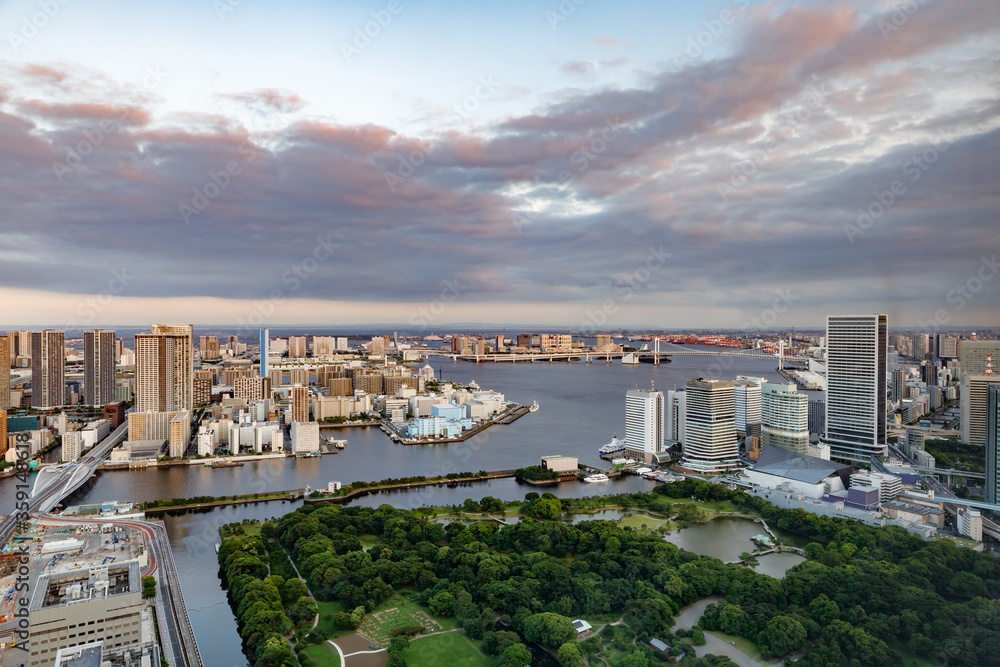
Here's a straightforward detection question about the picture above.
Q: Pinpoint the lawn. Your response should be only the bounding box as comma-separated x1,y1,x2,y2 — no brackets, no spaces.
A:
406,630,489,667
314,599,351,637
302,642,342,667
241,522,263,537
357,593,457,646
706,629,780,665
617,514,666,531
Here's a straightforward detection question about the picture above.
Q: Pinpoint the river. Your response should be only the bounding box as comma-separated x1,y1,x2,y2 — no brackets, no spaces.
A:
4,353,804,666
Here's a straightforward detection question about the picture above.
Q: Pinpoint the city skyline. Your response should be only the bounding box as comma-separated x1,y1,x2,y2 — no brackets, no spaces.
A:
1,1,997,328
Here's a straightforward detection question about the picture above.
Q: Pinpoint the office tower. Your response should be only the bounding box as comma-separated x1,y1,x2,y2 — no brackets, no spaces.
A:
83,330,116,407
134,324,194,413
913,333,931,360
260,329,269,378
681,379,739,472
474,338,486,355
625,388,664,462
495,335,506,352
937,334,958,359
665,389,686,444
30,330,65,408
4,331,14,366
891,368,905,402
987,385,1000,505
734,378,762,435
959,340,1000,375
27,562,143,667
961,371,998,447
0,337,8,410
761,383,809,454
370,336,386,356
288,336,307,358
824,314,888,463
808,399,825,436
292,384,309,423
921,361,939,388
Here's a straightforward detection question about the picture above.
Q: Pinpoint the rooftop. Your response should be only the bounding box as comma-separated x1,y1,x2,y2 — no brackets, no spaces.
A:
752,445,851,484
30,561,140,612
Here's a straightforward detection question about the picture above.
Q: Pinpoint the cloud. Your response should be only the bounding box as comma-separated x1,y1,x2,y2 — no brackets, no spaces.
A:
0,0,997,327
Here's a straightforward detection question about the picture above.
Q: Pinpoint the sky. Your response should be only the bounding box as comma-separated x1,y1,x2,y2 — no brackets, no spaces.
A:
0,0,998,330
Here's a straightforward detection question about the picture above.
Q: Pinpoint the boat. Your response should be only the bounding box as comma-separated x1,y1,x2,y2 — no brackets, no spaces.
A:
209,459,244,468
335,441,345,450
583,473,609,483
214,543,220,554
598,435,625,456
469,380,480,390
529,401,539,413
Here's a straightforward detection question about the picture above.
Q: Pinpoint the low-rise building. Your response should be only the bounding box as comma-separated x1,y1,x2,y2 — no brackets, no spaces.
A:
540,455,578,474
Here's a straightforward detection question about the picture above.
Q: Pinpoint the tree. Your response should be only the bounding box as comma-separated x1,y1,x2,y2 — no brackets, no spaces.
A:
557,641,586,667
499,643,532,667
523,612,577,648
141,576,156,599
281,577,308,604
526,498,562,520
760,615,807,657
288,596,318,625
619,651,649,667
429,591,456,617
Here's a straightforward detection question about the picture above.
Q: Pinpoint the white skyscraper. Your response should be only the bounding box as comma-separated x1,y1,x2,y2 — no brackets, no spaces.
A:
734,378,762,434
681,379,739,473
761,383,809,454
665,389,686,445
625,388,664,462
824,314,888,463
260,328,269,379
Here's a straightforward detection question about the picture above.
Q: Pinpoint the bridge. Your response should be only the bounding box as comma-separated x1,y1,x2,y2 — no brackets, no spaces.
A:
422,345,808,364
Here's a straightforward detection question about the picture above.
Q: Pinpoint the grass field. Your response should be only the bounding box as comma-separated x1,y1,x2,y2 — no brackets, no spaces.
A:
314,600,351,638
302,642,342,667
406,630,489,667
356,593,457,646
707,629,780,665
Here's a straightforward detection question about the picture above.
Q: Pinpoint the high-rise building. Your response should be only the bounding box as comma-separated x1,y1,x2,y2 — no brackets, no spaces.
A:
369,336,386,357
134,324,194,413
235,376,272,404
336,337,349,351
986,384,1000,505
83,330,116,407
31,330,65,408
808,399,825,437
937,334,958,359
921,361,939,388
913,333,931,360
624,388,664,463
665,389,686,444
0,337,9,411
291,421,320,454
824,314,887,463
734,378,762,435
959,340,1000,375
681,379,739,473
288,336,307,359
961,373,998,447
761,383,809,454
891,368,905,402
260,329,269,378
292,384,309,423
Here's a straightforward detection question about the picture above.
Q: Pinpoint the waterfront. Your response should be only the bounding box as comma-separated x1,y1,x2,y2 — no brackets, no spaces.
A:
3,354,796,666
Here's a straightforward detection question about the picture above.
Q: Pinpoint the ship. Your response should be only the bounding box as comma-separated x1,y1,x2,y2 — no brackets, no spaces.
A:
598,435,625,456
583,473,609,483
529,401,539,413
207,459,244,468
